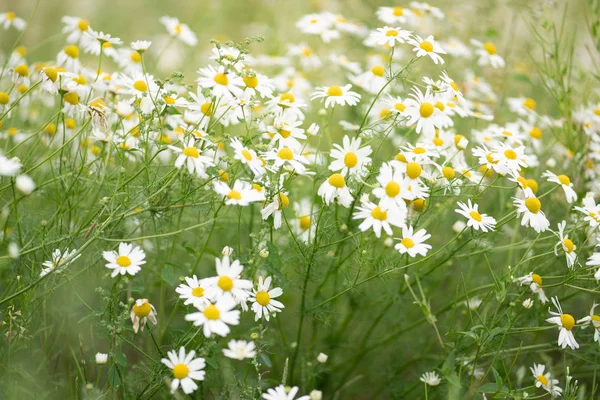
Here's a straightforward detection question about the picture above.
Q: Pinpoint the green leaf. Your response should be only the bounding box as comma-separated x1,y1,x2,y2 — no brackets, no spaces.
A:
492,367,502,390
445,372,462,388
267,242,281,269
161,265,177,286
108,364,121,387
260,353,272,369
114,351,127,367
477,383,499,393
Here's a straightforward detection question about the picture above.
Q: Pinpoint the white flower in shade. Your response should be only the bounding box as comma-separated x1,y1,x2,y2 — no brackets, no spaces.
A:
249,276,284,321
309,390,323,400
407,35,446,64
131,40,152,52
41,248,81,277
310,84,361,108
420,371,441,386
317,353,328,363
159,16,197,46
471,39,505,68
318,173,353,207
8,242,19,259
454,200,496,232
15,174,35,194
353,200,405,238
213,180,265,206
222,246,234,256
395,225,431,257
404,88,444,136
130,299,158,333
553,221,577,268
369,26,411,47
222,340,257,360
168,138,214,178
161,347,205,394
176,275,211,308
513,189,550,233
574,193,600,228
542,171,577,203
328,136,372,178
530,363,563,398
206,255,252,305
546,296,579,350
0,153,22,176
184,295,240,338
516,272,548,304
262,385,310,400
230,137,265,176
95,353,108,364
0,11,26,31
523,298,534,309
197,65,243,98
103,242,146,278
577,304,600,344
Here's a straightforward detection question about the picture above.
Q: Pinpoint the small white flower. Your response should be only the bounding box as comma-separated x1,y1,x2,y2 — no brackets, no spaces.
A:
407,35,446,64
95,353,108,364
41,248,81,277
420,371,441,386
513,189,550,233
131,40,152,52
318,173,353,207
523,298,534,309
310,84,361,108
262,385,310,400
542,171,577,203
455,200,496,232
515,272,548,304
546,296,579,350
130,298,158,333
395,225,431,258
15,174,35,194
249,276,284,321
317,353,328,363
222,340,257,360
185,295,241,338
103,242,146,278
176,276,211,308
161,347,205,394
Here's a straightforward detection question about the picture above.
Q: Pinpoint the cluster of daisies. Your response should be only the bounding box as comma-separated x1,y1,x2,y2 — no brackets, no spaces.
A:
1,0,599,398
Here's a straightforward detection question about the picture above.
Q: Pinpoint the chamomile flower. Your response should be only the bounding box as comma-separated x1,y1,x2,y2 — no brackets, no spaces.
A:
40,248,81,277
160,16,198,46
161,347,205,394
131,40,152,52
261,192,290,229
262,385,310,400
230,138,265,176
184,295,240,338
577,304,600,344
574,193,600,227
404,88,444,136
310,84,361,108
585,247,600,281
130,299,158,333
513,189,550,233
354,200,405,238
542,171,577,203
241,71,274,99
546,296,579,350
407,35,446,64
395,225,431,257
205,255,252,305
0,11,26,31
318,173,353,207
263,145,310,175
376,7,409,24
223,340,257,360
530,364,563,398
420,371,441,386
57,45,82,73
197,65,243,98
176,276,211,308
328,136,372,178
515,272,548,304
471,39,505,68
249,276,284,321
508,97,538,117
369,26,411,47
553,221,577,268
267,113,306,150
61,16,91,43
455,200,496,232
103,242,146,278
168,138,214,178
213,180,265,206
0,153,22,176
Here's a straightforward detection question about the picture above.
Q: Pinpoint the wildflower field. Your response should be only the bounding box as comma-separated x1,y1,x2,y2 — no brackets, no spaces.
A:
1,0,600,398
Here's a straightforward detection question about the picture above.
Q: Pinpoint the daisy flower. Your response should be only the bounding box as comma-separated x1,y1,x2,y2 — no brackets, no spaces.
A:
513,189,550,233
293,199,316,243
376,7,409,24
407,35,446,64
40,248,81,277
57,45,82,73
310,84,361,108
103,242,146,278
61,16,90,43
577,304,600,344
197,65,243,98
516,272,549,304
160,16,198,46
530,364,563,398
130,299,158,333
318,173,353,207
262,385,310,400
574,192,600,227
420,371,441,386
205,255,252,305
372,162,410,213
242,71,274,99
546,296,579,350
369,26,411,47
1,11,26,31
471,39,505,68
131,40,152,52
223,340,257,360
184,295,241,338
491,142,528,176
168,138,214,178
585,247,600,281
213,180,265,206
454,200,496,232
176,275,211,308
0,153,22,176
261,192,290,229
354,200,405,238
542,170,577,203
161,347,205,394
404,87,444,136
249,276,284,321
553,221,577,268
266,112,306,150
395,225,431,257
230,138,265,176
328,136,372,177
262,145,310,175
351,64,388,94
507,97,538,117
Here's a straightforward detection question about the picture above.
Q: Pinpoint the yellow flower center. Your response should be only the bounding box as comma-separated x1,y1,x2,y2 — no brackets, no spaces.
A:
227,190,241,200
0,92,9,105
64,45,79,59
183,146,199,158
164,96,176,105
280,92,295,103
450,81,459,92
412,147,426,154
243,75,258,88
560,313,575,330
386,29,399,37
406,162,422,179
442,167,455,180
77,19,89,31
401,237,415,248
371,65,385,77
379,108,391,118
523,98,536,110
328,173,345,188
299,216,311,230
64,92,79,105
14,64,28,77
201,102,213,116
133,80,148,92
173,363,189,379
434,101,445,111
218,276,234,291
279,193,290,208
395,102,406,112
256,290,271,306
116,255,131,267
6,11,16,20
483,42,496,55
214,73,229,86
531,273,543,285
302,48,312,57
504,149,517,160
44,67,58,82
393,7,404,16
419,102,434,118
279,128,291,138
203,304,220,320
344,152,358,168
469,211,482,222
419,41,434,52
525,197,541,214
537,375,548,386
529,127,542,139
385,181,400,197
326,85,343,96
557,174,570,185
241,149,253,161
133,301,151,318
192,287,204,297
278,147,293,160
66,119,76,129
563,238,574,253
371,206,388,221
527,179,539,193
131,51,142,63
